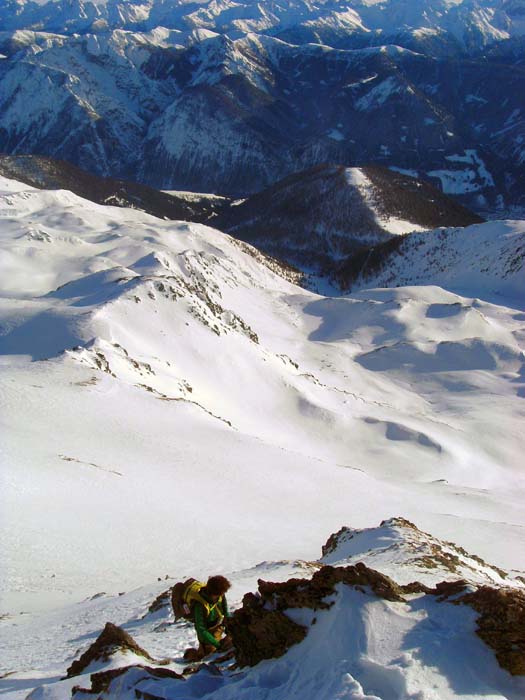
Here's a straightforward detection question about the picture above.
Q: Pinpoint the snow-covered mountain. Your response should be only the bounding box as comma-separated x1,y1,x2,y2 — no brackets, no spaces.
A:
1,157,485,279
219,164,482,273
1,172,524,613
2,0,525,48
0,1,524,212
2,518,525,700
336,219,525,298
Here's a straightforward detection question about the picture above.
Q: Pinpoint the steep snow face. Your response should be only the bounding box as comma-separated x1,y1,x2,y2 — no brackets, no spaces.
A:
1,174,524,623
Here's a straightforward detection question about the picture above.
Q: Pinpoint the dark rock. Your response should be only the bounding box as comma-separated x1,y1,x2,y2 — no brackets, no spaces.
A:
146,589,172,615
322,525,354,558
401,581,435,595
228,563,405,667
72,664,184,698
66,622,157,678
457,587,525,676
431,579,469,601
227,594,308,667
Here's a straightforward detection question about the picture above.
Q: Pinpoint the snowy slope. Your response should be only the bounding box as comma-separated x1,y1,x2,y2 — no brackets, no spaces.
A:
337,219,525,299
1,172,524,623
1,519,524,700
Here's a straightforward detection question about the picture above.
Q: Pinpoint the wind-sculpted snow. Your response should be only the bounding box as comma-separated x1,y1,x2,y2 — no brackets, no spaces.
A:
3,520,525,700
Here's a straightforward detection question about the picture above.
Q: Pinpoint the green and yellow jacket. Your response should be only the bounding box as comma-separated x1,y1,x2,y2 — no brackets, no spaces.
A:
193,591,230,648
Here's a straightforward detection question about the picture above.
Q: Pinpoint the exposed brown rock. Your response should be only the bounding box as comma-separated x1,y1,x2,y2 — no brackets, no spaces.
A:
257,563,405,610
72,664,184,697
322,526,353,557
401,581,435,595
66,622,157,678
380,517,420,530
432,579,469,600
227,593,308,667
146,589,172,615
228,563,405,667
457,586,525,676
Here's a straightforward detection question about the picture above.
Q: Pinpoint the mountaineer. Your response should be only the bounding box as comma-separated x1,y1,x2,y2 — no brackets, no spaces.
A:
173,575,233,661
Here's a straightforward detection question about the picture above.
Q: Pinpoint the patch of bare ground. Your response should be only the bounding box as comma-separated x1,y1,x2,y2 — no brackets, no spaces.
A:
457,586,525,676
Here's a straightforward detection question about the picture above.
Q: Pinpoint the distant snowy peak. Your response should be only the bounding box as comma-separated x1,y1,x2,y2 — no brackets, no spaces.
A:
0,16,523,211
1,0,525,50
218,164,481,274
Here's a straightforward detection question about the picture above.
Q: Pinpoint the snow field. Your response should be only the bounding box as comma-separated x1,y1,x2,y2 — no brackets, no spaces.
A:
0,174,524,699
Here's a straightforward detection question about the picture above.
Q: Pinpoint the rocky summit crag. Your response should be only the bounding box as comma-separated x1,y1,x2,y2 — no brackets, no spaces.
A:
0,0,525,215
61,518,525,700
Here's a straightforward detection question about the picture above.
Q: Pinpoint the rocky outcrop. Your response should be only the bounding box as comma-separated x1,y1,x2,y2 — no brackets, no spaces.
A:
228,552,525,676
227,597,308,668
320,517,514,587
457,587,525,676
66,623,159,678
146,588,172,616
228,563,405,666
72,664,184,697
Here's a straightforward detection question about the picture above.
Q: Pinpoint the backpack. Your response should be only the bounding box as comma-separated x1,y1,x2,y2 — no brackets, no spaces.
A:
171,578,224,622
171,578,201,620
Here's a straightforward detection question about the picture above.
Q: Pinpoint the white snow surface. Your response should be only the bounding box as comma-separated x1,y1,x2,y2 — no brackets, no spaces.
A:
344,168,428,234
2,519,525,700
0,175,525,698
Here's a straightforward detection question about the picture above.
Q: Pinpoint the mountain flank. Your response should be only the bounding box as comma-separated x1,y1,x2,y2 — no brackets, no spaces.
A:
1,156,482,282
217,164,482,273
0,155,225,222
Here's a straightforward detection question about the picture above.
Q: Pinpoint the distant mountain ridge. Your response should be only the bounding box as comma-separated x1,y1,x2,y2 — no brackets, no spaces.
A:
0,155,225,221
0,1,524,214
217,164,483,273
2,0,525,50
1,156,484,280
